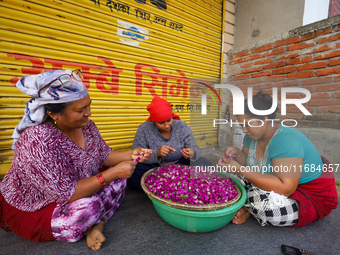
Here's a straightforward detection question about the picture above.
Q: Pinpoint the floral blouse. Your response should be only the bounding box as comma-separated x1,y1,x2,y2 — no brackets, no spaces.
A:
1,119,112,212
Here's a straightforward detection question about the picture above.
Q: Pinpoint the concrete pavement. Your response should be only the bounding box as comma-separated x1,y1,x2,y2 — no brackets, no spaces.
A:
0,186,339,255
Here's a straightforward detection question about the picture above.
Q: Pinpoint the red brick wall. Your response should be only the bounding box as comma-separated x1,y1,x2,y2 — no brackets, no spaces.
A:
227,24,340,128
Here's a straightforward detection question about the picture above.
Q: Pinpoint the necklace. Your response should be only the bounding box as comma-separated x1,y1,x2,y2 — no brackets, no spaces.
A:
256,122,279,160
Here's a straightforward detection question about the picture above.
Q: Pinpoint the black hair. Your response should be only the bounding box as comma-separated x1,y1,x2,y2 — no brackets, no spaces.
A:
244,91,278,119
45,102,72,114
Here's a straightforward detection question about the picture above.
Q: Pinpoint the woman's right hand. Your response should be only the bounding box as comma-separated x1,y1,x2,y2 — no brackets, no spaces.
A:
157,145,176,158
110,161,137,179
224,146,241,158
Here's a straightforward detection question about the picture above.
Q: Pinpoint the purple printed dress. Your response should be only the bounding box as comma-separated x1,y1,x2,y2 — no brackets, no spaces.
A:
0,119,126,242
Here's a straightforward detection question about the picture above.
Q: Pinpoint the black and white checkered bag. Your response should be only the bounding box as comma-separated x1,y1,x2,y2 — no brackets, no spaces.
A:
232,174,299,226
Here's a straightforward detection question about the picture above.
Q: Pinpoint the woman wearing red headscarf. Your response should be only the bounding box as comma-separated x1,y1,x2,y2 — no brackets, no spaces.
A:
127,96,212,191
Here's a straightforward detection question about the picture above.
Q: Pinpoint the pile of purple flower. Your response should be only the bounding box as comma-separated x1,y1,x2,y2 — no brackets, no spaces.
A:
145,164,238,205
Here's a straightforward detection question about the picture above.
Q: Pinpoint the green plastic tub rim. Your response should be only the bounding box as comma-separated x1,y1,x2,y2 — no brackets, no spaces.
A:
148,174,247,217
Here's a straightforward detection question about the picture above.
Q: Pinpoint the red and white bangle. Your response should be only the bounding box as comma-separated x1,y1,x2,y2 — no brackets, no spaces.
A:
96,173,109,187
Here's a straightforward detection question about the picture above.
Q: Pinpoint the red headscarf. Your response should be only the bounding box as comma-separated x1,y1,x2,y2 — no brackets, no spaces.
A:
146,96,180,122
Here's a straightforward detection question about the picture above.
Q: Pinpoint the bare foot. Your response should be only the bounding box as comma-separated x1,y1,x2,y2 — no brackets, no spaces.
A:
86,221,106,250
232,207,251,225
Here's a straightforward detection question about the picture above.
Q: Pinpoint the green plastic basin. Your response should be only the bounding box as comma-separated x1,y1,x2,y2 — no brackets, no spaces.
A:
148,175,247,233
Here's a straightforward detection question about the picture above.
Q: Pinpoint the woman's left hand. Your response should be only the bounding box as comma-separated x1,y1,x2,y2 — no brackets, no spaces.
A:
131,148,153,162
181,148,194,159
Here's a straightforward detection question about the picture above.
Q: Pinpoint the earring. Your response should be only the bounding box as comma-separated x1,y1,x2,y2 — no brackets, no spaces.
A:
47,111,56,125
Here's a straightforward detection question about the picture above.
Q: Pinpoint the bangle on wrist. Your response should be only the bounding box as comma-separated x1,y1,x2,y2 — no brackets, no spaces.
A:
96,173,109,187
242,170,247,178
235,150,242,158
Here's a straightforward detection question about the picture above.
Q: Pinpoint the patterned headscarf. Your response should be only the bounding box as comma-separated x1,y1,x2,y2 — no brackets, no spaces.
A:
12,70,89,150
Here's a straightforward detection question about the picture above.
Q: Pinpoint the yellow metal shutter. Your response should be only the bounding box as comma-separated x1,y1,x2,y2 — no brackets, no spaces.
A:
0,0,223,175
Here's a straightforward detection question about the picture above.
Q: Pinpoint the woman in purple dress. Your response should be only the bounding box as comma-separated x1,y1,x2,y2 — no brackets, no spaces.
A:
0,70,152,250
